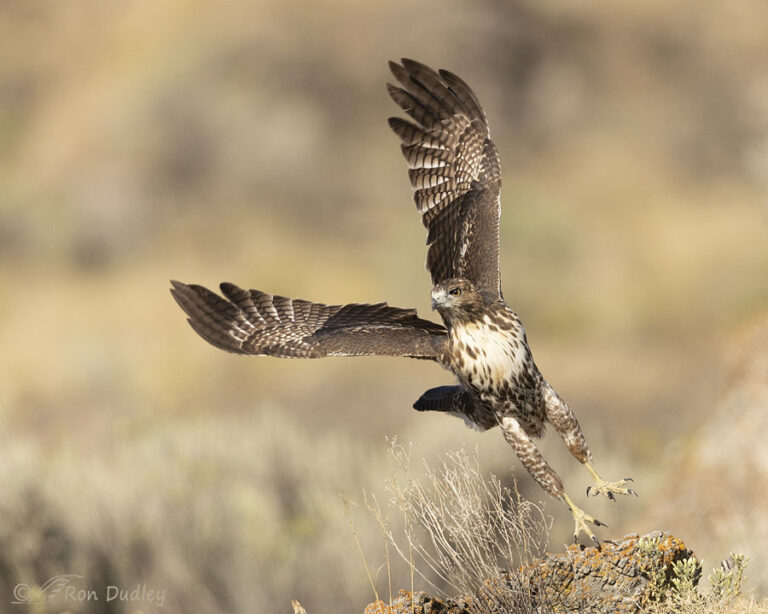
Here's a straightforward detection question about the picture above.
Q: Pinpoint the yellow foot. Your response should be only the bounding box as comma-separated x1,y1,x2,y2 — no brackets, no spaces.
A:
562,493,605,546
586,477,638,500
585,462,638,501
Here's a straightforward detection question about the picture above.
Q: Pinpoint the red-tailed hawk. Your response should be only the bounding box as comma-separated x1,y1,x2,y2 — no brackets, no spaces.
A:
171,59,636,544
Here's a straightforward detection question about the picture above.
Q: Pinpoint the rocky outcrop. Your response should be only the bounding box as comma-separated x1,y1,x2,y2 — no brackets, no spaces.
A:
365,532,695,613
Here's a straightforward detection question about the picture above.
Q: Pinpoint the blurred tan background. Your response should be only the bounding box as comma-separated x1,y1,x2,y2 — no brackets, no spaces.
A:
2,0,768,611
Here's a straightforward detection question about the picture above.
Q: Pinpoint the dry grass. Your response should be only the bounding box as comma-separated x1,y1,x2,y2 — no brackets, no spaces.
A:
0,411,394,613
645,598,768,614
362,444,550,611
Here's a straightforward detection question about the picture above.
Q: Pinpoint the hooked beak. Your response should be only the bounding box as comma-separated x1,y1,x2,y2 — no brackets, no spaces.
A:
430,289,446,310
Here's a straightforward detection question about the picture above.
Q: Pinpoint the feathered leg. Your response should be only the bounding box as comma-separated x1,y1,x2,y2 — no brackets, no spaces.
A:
543,385,637,500
500,416,605,545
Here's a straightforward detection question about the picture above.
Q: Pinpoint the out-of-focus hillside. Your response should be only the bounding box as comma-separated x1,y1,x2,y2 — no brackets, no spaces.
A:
645,313,768,593
1,0,768,611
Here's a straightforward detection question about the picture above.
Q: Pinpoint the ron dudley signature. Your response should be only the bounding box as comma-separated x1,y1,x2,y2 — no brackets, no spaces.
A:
12,575,166,607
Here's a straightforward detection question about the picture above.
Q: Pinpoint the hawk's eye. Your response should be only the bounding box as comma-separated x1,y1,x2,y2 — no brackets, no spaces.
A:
449,288,462,297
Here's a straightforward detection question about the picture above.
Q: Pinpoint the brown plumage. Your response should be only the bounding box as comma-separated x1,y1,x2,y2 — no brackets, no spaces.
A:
170,281,446,359
171,59,636,544
388,60,502,302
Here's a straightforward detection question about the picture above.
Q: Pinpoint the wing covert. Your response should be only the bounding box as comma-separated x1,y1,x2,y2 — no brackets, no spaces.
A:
388,59,502,302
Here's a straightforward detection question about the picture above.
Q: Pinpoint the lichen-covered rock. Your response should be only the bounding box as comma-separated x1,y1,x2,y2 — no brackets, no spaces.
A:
517,531,694,612
365,591,470,614
365,532,695,614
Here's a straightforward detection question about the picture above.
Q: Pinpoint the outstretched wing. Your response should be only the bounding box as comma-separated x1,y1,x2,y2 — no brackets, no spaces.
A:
388,58,502,302
171,281,447,359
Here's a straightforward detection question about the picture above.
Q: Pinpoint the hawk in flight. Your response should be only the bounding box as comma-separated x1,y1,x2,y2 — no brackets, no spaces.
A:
171,59,636,543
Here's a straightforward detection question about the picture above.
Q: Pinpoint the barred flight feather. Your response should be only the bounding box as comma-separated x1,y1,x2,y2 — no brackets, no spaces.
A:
171,281,447,360
388,58,502,302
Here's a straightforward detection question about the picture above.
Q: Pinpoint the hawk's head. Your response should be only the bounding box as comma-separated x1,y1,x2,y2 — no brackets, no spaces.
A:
431,278,485,321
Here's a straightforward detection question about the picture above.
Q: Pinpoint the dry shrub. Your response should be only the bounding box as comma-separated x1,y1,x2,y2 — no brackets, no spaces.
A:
0,410,387,614
644,595,768,614
367,443,551,611
642,549,768,614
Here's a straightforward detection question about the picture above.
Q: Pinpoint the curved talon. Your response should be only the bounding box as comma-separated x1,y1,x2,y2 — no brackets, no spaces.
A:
586,486,591,497
624,477,634,482
563,493,605,546
628,488,639,497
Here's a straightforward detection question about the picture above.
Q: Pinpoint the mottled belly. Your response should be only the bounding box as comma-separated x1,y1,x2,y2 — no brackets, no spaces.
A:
449,319,526,394
448,318,546,436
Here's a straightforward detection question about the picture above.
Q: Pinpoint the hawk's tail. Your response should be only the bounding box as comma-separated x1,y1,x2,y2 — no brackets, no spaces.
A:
414,385,474,412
